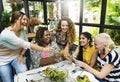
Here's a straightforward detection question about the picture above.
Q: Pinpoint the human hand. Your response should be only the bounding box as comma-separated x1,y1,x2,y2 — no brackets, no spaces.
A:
60,50,72,60
17,55,25,64
65,55,73,61
74,60,85,68
55,53,62,58
60,50,69,56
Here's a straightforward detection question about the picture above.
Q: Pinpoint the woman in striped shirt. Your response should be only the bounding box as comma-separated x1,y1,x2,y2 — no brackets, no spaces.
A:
74,33,120,82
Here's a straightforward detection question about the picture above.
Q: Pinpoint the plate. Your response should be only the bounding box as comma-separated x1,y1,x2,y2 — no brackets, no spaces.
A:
42,67,67,81
72,71,99,82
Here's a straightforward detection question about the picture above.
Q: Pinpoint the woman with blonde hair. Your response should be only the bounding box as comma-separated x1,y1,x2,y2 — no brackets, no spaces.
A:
74,33,120,82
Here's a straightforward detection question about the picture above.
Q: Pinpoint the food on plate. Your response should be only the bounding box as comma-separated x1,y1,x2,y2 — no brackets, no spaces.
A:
42,67,67,81
76,75,90,82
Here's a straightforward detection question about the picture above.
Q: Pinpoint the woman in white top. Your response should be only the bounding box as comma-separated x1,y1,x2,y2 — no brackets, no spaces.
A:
0,11,53,82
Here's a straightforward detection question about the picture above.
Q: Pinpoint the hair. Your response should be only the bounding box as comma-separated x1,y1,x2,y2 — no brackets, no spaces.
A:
10,11,26,25
0,21,4,33
94,33,116,49
35,27,49,46
77,32,93,61
81,32,93,47
56,17,76,47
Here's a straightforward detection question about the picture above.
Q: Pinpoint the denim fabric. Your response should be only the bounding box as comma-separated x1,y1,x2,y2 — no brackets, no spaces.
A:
11,58,27,74
0,58,27,82
0,64,13,82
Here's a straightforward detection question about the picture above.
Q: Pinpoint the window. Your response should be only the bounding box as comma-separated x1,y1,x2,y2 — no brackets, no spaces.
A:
83,0,101,24
105,0,120,26
28,1,44,22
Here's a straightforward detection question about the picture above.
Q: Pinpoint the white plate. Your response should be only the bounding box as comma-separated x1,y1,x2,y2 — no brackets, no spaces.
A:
72,71,99,82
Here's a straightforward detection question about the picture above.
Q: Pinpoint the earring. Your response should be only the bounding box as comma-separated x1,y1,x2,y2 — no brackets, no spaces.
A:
102,48,105,54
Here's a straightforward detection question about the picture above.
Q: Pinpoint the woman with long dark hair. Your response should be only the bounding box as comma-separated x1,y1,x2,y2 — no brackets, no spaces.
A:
73,32,95,64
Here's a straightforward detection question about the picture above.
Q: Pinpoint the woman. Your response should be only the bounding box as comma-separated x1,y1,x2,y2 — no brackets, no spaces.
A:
74,33,120,82
76,32,94,62
30,27,61,69
51,17,76,56
0,11,52,82
73,32,96,65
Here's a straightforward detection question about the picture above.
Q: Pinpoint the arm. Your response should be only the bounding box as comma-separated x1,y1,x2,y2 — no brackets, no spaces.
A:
89,50,98,67
20,49,27,56
62,44,79,60
30,43,53,52
64,43,70,52
40,42,61,66
17,49,27,64
75,60,114,79
72,45,80,58
51,42,62,58
1,30,53,52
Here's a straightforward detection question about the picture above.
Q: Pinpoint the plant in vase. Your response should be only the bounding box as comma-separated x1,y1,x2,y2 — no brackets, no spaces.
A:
1,11,10,28
28,17,41,33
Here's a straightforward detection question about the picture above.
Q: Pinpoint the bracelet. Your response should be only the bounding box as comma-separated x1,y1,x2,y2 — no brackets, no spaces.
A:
72,53,77,58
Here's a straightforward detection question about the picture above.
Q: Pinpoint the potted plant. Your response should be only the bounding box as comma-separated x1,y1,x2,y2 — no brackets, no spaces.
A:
1,11,10,28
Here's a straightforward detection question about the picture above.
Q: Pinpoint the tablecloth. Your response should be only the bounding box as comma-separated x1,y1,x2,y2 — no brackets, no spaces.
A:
14,60,99,82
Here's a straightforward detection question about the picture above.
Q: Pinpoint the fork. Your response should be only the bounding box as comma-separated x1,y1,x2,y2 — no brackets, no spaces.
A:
79,69,84,76
72,68,83,73
27,71,43,76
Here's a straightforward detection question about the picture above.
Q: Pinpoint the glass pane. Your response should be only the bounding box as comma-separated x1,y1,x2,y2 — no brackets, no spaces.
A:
104,28,120,45
82,26,99,38
75,25,79,45
46,0,80,23
47,2,61,19
47,1,61,30
3,0,24,13
67,0,80,22
28,1,44,22
2,0,11,12
83,0,101,24
2,0,25,28
105,0,120,25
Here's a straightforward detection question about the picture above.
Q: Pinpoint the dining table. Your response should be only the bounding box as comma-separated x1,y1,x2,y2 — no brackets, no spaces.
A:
14,60,99,82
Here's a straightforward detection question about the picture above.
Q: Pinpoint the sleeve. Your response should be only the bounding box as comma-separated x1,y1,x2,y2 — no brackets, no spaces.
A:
21,30,28,41
109,51,120,67
30,44,42,68
1,29,30,49
49,41,61,56
50,31,56,42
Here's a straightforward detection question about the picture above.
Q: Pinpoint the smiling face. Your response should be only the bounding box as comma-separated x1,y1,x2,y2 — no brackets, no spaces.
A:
42,30,51,45
94,38,104,50
21,15,29,27
80,34,90,47
61,20,69,33
10,12,29,30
